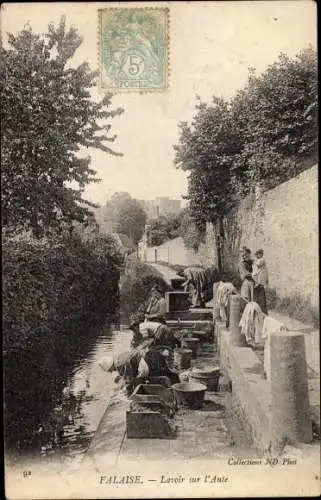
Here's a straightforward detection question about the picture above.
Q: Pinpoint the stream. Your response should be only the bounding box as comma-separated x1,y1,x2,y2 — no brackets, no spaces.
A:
6,317,256,470
5,323,133,468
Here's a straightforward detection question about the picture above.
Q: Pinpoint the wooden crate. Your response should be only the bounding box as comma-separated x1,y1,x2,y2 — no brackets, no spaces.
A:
126,411,177,439
165,291,190,312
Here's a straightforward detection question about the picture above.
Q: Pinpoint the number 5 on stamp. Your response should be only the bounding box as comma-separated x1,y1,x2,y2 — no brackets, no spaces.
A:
98,7,169,92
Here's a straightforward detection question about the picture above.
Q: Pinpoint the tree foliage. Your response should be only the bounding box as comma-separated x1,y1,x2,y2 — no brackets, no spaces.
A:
231,47,318,189
146,212,183,246
1,17,124,236
174,97,240,224
179,208,206,252
103,192,147,245
145,208,206,252
174,48,317,263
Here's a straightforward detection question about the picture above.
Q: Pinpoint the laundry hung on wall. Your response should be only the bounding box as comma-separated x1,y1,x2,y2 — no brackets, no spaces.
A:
239,301,265,345
215,282,236,321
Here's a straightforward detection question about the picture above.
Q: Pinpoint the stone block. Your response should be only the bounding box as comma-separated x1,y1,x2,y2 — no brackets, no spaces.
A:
229,295,246,346
170,277,185,290
270,331,312,445
165,309,213,321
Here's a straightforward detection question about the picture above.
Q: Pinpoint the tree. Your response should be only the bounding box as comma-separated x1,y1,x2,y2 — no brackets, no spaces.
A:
231,47,318,190
103,192,147,245
165,212,185,239
1,17,124,236
174,48,317,270
146,212,182,246
146,216,169,246
174,97,240,269
179,208,205,252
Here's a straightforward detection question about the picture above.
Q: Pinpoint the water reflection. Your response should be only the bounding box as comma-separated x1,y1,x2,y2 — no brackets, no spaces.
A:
34,326,132,461
37,391,95,456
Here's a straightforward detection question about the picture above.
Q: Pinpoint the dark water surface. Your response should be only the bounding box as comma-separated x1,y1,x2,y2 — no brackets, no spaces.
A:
5,324,132,467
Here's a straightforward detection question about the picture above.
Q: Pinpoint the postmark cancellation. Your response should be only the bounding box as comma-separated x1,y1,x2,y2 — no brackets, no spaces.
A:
98,7,169,92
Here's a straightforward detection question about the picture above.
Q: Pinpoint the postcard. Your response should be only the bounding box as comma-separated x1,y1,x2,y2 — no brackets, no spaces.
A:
2,1,319,498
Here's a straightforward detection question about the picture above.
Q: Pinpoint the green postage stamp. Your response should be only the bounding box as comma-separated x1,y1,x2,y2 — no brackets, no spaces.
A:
99,8,169,92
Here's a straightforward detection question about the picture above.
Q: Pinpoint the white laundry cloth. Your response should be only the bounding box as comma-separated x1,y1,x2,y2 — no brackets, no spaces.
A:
137,357,150,378
263,316,288,380
262,316,287,339
220,305,227,322
216,282,236,321
239,301,265,344
213,281,224,319
220,283,236,307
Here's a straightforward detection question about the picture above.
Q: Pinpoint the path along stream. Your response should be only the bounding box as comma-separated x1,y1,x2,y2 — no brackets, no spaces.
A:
6,321,255,475
6,263,257,473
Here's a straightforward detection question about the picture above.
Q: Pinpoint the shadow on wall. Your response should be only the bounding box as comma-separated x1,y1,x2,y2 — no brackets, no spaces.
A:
186,237,319,327
197,166,318,313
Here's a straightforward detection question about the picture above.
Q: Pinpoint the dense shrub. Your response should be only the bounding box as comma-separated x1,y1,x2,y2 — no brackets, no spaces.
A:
3,228,123,350
120,256,171,322
3,228,123,447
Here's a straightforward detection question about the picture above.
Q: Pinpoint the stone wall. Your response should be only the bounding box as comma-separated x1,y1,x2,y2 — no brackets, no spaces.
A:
198,166,318,309
142,166,318,311
143,236,204,267
216,317,319,453
217,321,272,453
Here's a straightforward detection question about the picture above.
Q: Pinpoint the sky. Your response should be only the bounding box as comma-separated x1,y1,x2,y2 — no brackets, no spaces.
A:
1,1,317,206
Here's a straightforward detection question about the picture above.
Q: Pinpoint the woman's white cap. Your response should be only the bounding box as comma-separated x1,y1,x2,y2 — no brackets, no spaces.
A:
99,356,114,372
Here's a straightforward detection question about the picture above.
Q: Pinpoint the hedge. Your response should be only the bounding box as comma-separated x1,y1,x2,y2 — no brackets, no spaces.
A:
3,228,123,448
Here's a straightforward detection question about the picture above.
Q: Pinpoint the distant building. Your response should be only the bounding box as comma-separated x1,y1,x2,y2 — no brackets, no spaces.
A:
156,197,181,216
139,197,181,219
139,200,158,219
98,220,119,234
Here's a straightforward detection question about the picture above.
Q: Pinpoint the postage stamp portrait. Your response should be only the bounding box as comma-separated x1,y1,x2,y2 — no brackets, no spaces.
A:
99,8,169,91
